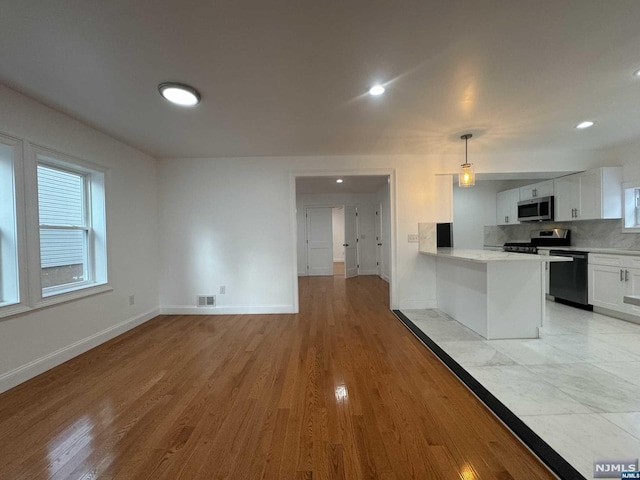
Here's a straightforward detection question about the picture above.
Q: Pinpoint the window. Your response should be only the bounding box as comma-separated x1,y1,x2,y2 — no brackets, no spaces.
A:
623,182,640,233
36,150,108,298
0,135,23,311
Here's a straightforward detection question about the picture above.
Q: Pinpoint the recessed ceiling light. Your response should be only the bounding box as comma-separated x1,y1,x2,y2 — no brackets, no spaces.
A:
158,82,201,107
369,85,385,96
336,178,344,184
575,121,595,129
634,68,640,78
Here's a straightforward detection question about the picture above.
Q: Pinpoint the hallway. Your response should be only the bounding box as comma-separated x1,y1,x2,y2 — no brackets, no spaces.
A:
0,276,554,479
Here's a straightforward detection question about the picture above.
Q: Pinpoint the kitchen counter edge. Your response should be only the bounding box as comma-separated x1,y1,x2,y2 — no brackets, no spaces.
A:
420,248,572,263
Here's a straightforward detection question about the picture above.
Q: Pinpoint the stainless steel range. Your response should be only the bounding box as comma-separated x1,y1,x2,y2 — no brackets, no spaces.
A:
503,229,571,254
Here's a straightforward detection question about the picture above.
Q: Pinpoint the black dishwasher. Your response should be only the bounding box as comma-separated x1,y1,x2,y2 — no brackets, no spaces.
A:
549,250,591,308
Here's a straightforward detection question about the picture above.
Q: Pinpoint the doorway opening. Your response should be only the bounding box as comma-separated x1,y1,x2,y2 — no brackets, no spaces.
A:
292,172,395,310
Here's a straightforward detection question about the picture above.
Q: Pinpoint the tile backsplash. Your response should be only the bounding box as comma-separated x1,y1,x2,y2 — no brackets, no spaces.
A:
484,219,640,250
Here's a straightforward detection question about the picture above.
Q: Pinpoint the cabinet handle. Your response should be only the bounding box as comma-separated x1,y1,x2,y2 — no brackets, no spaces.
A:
626,269,629,282
621,269,625,281
506,215,509,223
533,188,537,197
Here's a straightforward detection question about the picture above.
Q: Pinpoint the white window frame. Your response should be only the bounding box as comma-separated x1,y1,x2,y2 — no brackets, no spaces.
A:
622,180,640,233
0,134,29,318
25,144,111,308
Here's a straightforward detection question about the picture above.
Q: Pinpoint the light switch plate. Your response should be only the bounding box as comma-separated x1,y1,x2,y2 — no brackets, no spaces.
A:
408,234,419,243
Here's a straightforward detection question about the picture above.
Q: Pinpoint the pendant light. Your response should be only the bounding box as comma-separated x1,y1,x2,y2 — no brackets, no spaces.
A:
459,133,475,188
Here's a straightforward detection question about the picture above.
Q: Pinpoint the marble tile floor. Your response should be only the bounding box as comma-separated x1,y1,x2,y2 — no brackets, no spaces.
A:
402,303,640,480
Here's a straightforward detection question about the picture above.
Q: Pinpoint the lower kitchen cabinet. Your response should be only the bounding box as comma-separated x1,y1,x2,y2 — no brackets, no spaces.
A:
588,253,640,317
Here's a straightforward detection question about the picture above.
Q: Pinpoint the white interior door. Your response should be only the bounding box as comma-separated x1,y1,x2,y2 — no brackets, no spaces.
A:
344,205,358,278
375,204,383,277
306,207,333,276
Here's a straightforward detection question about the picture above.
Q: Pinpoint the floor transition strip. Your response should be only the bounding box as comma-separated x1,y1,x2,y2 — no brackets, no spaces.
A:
392,310,585,480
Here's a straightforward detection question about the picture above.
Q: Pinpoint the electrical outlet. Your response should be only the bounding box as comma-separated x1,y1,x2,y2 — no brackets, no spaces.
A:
220,285,226,294
128,294,135,306
407,234,419,243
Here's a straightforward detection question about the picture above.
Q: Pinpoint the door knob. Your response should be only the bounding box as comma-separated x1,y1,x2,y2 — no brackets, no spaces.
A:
377,243,383,246
343,244,348,247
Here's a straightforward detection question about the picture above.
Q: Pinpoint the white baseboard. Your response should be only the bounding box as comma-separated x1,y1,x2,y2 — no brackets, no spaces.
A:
381,274,391,283
593,306,640,325
358,269,379,275
0,307,159,395
398,299,433,310
160,304,295,315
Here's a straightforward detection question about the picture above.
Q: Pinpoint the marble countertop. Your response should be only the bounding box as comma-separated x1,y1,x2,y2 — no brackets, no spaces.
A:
420,248,573,263
537,246,640,256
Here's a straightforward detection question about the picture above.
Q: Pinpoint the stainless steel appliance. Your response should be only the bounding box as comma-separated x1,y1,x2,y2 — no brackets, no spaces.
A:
549,250,591,308
517,196,554,222
503,228,570,254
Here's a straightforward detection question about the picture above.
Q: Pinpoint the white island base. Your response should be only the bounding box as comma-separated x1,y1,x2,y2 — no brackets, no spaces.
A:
423,249,571,340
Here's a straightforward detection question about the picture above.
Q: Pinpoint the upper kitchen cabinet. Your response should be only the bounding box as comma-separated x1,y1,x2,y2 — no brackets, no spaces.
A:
519,180,553,201
554,167,622,221
496,188,520,225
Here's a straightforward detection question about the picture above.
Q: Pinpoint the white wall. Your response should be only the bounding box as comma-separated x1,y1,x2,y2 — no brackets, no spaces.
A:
0,85,159,393
157,150,606,313
453,180,531,248
453,182,502,249
158,157,452,312
332,207,344,262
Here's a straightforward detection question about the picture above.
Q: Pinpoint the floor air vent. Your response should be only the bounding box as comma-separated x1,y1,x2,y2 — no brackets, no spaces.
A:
197,295,216,307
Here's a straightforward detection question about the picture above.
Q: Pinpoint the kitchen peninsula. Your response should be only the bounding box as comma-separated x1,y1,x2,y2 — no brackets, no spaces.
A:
421,248,571,339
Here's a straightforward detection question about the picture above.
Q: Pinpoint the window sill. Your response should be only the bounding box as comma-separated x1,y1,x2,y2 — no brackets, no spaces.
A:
1,283,113,320
0,304,32,320
622,226,640,234
35,283,113,309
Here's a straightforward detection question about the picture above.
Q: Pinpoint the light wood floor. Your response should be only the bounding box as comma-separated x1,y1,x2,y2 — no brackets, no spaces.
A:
333,262,344,276
0,276,555,479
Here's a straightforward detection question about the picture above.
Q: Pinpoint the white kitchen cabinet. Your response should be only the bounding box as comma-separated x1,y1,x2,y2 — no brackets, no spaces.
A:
589,263,626,311
519,180,553,201
588,253,640,317
554,167,622,221
496,188,520,225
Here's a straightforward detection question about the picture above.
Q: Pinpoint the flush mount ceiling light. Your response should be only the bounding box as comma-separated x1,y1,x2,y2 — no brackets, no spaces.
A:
369,85,385,96
158,82,201,107
633,68,640,77
458,133,475,188
575,120,595,129
336,178,344,184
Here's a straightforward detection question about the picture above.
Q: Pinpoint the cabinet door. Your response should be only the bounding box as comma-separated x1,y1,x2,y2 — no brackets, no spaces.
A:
520,180,553,201
519,184,536,201
588,264,625,312
554,175,580,221
508,189,520,224
534,180,554,198
497,188,521,225
497,190,511,225
624,267,640,316
578,169,602,220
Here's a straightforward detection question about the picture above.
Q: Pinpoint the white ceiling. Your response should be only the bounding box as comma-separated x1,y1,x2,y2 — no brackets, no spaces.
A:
1,1,640,159
296,175,389,195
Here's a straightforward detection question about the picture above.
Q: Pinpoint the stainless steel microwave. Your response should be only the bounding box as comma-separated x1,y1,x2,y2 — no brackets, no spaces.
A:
517,196,554,222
